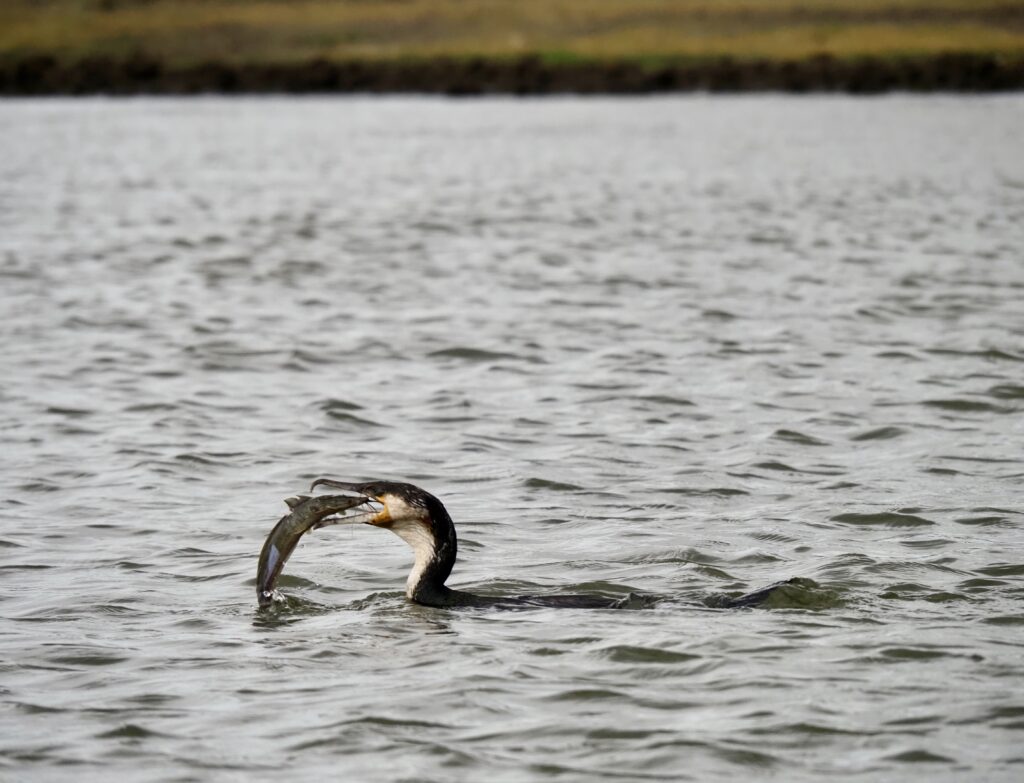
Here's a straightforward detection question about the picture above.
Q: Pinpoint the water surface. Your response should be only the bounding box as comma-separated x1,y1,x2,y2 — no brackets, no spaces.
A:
1,95,1023,781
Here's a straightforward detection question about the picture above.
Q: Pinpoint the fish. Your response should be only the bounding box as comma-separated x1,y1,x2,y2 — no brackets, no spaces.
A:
256,493,375,608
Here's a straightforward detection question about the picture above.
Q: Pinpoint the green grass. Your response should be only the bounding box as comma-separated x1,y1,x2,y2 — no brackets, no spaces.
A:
2,0,1022,66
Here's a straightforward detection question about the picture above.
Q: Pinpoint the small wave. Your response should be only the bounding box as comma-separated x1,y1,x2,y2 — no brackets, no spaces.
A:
884,749,956,763
317,397,364,411
988,383,1024,399
524,477,585,492
925,347,1023,363
749,721,864,737
752,461,800,472
46,652,128,667
957,578,1007,591
16,480,62,492
96,724,170,740
0,564,52,573
545,688,630,703
771,429,829,446
849,426,906,441
701,308,737,321
954,514,1013,527
429,346,523,362
634,394,696,407
830,511,935,527
975,563,1024,577
982,615,1024,626
290,348,344,366
877,647,964,662
729,551,787,564
596,645,701,664
875,350,922,361
898,537,954,549
272,259,327,277
174,451,247,466
660,487,748,497
44,405,94,418
879,584,969,603
323,410,386,428
623,548,720,565
922,399,1013,414
122,402,178,412
12,702,65,715
711,746,781,768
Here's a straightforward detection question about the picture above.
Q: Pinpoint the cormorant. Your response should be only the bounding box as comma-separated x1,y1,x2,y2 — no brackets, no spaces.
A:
256,478,795,609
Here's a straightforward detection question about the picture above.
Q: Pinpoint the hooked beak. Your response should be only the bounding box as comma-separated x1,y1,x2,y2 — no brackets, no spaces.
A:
311,478,367,493
309,478,391,528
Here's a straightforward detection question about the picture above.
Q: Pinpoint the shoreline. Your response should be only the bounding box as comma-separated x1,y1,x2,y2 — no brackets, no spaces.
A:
3,53,1023,96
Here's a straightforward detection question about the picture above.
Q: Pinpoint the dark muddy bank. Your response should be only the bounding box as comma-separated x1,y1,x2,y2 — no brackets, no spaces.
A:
4,52,1023,95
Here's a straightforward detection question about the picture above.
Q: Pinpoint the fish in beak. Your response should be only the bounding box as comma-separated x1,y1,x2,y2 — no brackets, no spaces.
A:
256,492,382,608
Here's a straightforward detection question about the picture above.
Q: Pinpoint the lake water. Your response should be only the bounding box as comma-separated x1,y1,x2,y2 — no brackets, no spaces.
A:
1,95,1023,781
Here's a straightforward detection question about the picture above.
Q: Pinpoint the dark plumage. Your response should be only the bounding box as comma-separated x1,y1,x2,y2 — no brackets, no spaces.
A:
303,478,794,610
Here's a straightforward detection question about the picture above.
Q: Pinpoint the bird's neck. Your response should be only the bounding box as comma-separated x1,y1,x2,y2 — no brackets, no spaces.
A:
405,536,437,599
387,510,458,604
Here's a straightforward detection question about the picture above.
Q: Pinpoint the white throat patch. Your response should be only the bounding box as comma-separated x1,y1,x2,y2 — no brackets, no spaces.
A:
378,494,437,598
387,517,436,597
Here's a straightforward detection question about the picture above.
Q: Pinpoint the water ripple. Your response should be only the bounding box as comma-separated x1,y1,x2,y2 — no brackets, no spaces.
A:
1,95,1022,783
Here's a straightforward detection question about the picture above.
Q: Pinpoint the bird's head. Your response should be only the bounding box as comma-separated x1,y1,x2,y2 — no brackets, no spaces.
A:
310,478,437,531
308,479,458,598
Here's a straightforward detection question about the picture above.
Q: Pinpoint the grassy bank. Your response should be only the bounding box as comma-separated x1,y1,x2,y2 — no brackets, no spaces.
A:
2,0,1023,93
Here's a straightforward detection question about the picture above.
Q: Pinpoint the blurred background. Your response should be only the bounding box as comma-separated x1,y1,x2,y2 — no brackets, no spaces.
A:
3,0,1024,92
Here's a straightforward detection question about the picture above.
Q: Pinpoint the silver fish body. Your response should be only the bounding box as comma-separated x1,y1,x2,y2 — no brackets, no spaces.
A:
256,493,370,608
